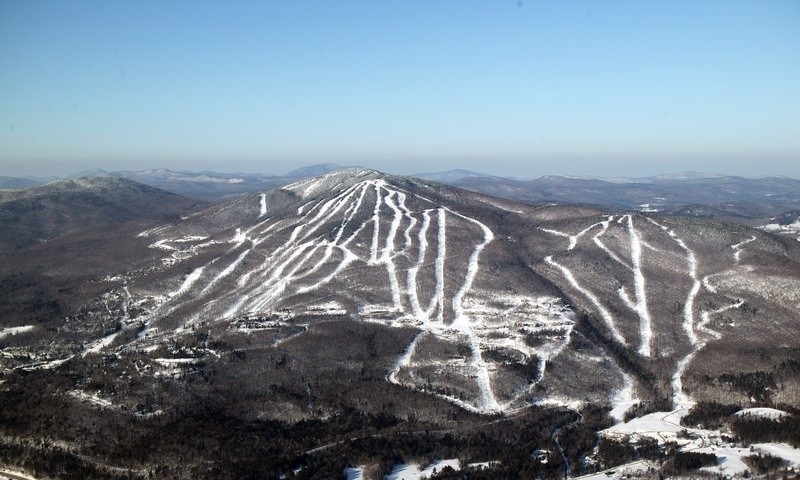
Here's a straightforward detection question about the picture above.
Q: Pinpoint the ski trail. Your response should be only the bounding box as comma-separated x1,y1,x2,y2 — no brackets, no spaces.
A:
293,183,369,283
388,331,424,384
698,299,743,338
170,267,205,298
732,235,756,262
626,215,653,357
540,227,570,239
430,208,447,322
259,193,267,217
569,221,604,250
407,209,432,321
648,218,701,345
370,182,383,264
610,372,637,422
122,283,131,320
672,350,697,409
83,331,121,356
542,221,605,250
296,184,362,242
296,248,358,294
201,249,250,294
397,191,417,254
593,216,632,269
443,210,498,412
647,218,704,407
545,256,626,345
701,275,718,294
381,189,404,310
450,213,494,327
618,286,637,311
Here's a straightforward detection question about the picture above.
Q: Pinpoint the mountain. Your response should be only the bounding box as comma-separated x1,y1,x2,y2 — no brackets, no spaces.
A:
284,163,344,178
0,176,202,252
0,177,43,189
65,164,348,201
1,170,798,478
413,169,493,182
442,174,800,221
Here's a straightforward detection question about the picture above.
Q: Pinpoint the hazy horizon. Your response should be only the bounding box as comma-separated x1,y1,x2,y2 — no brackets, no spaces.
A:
4,157,800,182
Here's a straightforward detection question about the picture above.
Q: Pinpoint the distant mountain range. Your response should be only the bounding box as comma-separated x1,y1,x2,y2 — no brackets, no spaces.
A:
3,165,799,251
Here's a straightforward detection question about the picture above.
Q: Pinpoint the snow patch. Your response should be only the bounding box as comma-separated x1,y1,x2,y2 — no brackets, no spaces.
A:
0,326,34,340
386,459,460,480
735,407,790,420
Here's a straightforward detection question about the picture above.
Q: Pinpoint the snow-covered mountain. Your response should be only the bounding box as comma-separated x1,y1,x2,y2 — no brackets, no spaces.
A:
0,176,201,252
1,169,799,478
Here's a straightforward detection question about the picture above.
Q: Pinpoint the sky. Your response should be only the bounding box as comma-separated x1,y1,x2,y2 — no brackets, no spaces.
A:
1,0,799,179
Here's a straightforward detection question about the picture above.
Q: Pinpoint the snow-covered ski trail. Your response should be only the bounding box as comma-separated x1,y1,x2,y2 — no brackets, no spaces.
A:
381,190,405,310
540,221,605,251
432,208,447,322
387,331,424,384
545,256,627,345
407,209,432,320
626,215,653,357
647,218,701,345
647,218,706,407
259,193,267,217
447,209,499,412
732,235,756,262
593,216,632,270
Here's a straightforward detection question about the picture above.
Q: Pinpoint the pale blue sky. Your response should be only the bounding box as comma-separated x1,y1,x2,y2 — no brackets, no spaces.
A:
1,1,799,178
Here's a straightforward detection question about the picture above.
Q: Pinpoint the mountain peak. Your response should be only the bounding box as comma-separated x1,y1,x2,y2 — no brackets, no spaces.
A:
284,163,345,178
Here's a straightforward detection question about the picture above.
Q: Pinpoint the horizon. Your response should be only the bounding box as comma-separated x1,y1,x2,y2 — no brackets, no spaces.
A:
4,162,800,183
2,1,799,179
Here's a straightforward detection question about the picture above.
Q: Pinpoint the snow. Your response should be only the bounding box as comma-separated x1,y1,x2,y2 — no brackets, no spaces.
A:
752,443,800,467
609,372,637,422
545,256,626,345
169,267,205,298
592,217,631,270
601,406,798,477
385,459,460,480
69,390,115,409
388,331,424,384
626,215,653,357
343,467,363,480
0,326,34,340
572,460,657,480
731,235,756,262
759,217,800,236
154,357,202,365
407,209,432,320
447,210,499,412
696,445,750,476
466,461,500,470
82,331,121,356
431,208,447,322
370,181,383,264
259,193,267,217
646,218,704,407
604,409,690,438
201,249,250,294
735,407,790,420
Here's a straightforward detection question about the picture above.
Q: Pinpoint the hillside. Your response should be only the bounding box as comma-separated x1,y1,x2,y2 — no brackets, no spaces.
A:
0,177,202,252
